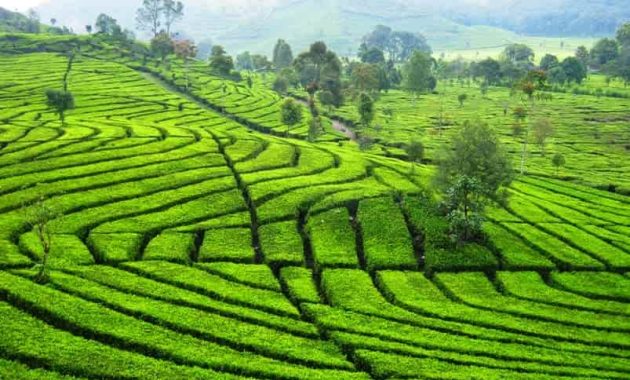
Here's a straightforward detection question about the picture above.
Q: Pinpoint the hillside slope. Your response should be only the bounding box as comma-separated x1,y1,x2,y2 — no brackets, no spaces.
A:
0,33,629,379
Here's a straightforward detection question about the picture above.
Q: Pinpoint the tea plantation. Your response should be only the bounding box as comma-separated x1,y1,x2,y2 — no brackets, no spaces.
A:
0,34,629,379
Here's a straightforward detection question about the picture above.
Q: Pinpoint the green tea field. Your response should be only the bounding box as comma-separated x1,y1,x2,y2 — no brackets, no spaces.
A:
0,33,629,380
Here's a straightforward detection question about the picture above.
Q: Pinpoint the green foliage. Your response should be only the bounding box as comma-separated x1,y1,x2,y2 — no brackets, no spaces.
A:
402,51,436,94
272,39,293,70
280,98,303,134
45,89,74,123
405,140,424,170
293,41,343,106
532,117,554,156
209,45,235,76
356,92,375,128
457,93,467,107
150,31,174,61
561,57,587,84
436,121,513,200
361,25,431,62
551,152,566,176
443,176,486,243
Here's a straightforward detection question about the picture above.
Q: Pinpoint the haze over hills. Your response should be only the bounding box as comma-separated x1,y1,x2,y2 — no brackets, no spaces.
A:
4,0,630,56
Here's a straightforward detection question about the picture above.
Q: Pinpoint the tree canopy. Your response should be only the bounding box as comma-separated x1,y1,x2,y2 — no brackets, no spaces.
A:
402,51,436,95
361,25,431,62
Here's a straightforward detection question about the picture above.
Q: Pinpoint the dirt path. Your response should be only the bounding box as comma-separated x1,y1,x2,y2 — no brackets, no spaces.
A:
292,98,357,141
331,119,357,141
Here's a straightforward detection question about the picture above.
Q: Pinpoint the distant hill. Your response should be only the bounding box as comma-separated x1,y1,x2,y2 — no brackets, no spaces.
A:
9,0,629,56
0,7,70,35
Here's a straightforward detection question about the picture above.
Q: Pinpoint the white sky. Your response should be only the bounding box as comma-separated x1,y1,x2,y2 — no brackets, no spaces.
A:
0,0,48,12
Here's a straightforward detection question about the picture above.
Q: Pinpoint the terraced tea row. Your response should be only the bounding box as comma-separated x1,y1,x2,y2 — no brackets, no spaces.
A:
1,263,629,378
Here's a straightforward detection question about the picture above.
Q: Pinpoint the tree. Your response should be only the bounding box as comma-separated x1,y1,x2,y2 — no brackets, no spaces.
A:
502,44,534,67
436,121,513,200
209,45,234,76
136,0,162,37
351,63,380,93
308,116,323,141
590,38,619,66
272,76,289,94
361,25,431,62
357,92,375,128
174,39,197,88
272,39,293,70
251,55,272,71
359,44,385,64
575,46,590,67
539,54,559,71
532,118,554,156
473,58,501,85
548,66,567,85
95,14,120,35
444,176,486,243
24,198,56,284
236,51,254,71
616,23,630,47
552,153,566,176
293,42,342,106
280,99,302,136
163,0,183,36
406,140,424,173
45,89,74,124
150,32,174,62
457,93,467,107
561,57,587,84
402,51,435,96
435,122,513,243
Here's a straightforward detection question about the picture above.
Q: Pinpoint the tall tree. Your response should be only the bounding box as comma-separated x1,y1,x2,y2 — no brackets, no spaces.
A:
616,23,630,47
435,121,512,243
236,51,254,71
357,92,375,128
361,25,431,62
272,39,293,69
575,46,590,67
209,45,234,76
280,98,302,136
561,57,587,84
402,51,436,96
590,38,619,66
136,0,163,37
95,14,120,35
293,42,342,106
358,44,385,64
350,63,380,93
174,39,197,88
150,32,174,62
406,140,424,173
532,118,554,156
163,0,183,36
502,44,535,66
24,198,56,284
539,54,559,71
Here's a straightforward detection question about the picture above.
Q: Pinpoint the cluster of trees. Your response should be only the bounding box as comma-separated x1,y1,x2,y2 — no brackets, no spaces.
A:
361,25,431,63
579,23,630,84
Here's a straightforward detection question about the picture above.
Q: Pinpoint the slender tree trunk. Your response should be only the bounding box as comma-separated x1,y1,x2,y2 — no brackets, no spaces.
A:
520,128,529,175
